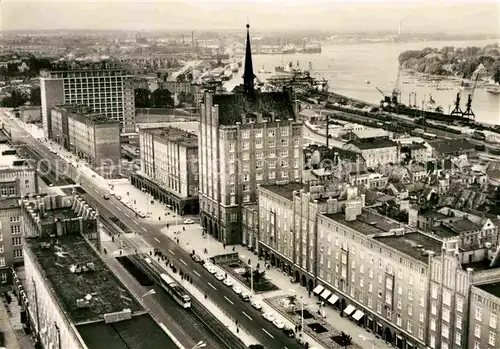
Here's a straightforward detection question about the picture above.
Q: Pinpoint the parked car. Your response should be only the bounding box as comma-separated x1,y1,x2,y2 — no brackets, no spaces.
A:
262,313,275,322
137,211,146,218
240,292,250,302
191,254,202,263
115,194,122,200
273,319,284,329
215,272,225,281
232,285,242,295
283,327,295,338
183,219,194,224
223,278,233,287
251,300,262,310
103,194,110,200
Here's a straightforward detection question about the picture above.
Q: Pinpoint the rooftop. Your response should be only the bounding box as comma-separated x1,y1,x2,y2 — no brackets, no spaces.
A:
374,232,443,263
323,209,403,236
0,197,20,210
212,91,295,126
476,282,500,298
351,128,389,139
25,233,142,324
54,105,118,125
0,143,31,170
259,182,307,201
429,138,475,155
77,313,175,349
305,144,363,163
143,126,198,148
347,138,397,150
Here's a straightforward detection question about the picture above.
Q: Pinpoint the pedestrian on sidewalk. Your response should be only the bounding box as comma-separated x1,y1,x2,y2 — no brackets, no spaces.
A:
232,246,235,252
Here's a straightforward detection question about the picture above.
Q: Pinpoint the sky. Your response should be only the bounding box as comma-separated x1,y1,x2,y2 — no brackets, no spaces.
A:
1,0,499,34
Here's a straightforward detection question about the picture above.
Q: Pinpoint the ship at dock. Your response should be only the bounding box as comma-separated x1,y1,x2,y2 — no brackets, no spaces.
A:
301,42,322,54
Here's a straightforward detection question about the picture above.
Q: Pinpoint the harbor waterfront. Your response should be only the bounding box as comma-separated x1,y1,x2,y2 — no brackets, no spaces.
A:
225,39,500,125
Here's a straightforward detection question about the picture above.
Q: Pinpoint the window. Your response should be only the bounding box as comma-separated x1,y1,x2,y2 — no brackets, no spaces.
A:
0,273,6,283
12,237,22,246
13,249,23,258
396,313,402,326
489,331,496,346
456,315,462,330
456,297,463,312
430,335,436,349
378,288,383,298
418,326,424,340
455,332,461,346
408,289,413,301
397,285,402,295
431,284,438,299
11,225,21,235
474,342,480,349
376,301,382,314
368,282,372,292
442,308,450,323
419,311,424,322
443,290,451,306
431,302,437,315
474,324,481,338
367,298,372,308
475,306,482,321
407,321,412,333
430,318,436,331
10,216,20,222
386,309,392,320
442,324,449,339
230,213,238,222
441,343,448,349
409,275,414,285
397,298,402,309
0,257,5,267
491,314,497,329
419,295,425,307
398,268,403,279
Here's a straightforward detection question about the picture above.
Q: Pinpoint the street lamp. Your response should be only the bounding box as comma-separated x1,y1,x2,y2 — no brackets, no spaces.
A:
299,295,304,337
241,255,253,294
192,341,206,349
359,334,375,349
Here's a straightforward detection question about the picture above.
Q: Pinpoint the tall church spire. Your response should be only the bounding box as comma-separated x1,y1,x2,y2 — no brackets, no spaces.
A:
243,23,255,95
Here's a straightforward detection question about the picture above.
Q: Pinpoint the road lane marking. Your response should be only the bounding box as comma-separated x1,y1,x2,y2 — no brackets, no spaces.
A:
154,237,160,243
124,213,130,218
242,311,252,320
193,270,201,277
168,249,175,255
180,259,188,266
224,296,234,305
262,329,274,339
208,282,217,290
116,207,122,211
141,227,147,232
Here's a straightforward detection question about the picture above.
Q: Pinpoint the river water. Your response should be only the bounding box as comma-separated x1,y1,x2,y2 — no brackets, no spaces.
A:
226,39,500,125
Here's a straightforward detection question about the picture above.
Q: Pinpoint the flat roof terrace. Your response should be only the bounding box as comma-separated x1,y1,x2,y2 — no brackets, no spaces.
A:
323,210,403,236
374,232,443,263
260,183,307,201
476,282,500,298
25,233,142,324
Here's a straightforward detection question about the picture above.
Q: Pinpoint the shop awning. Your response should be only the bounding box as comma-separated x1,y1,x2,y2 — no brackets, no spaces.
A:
344,304,356,316
313,285,324,295
320,289,332,299
328,294,339,305
352,310,365,321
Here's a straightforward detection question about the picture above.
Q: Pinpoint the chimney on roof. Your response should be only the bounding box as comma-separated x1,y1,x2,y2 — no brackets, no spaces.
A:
243,23,255,96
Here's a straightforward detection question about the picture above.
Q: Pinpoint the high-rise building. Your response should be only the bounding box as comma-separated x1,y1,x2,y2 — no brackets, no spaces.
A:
198,24,303,244
51,105,121,167
40,69,135,137
132,126,199,215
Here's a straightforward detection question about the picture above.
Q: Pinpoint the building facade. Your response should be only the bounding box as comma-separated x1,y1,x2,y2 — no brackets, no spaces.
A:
344,138,398,169
18,106,42,123
51,105,121,167
0,198,22,287
469,282,500,349
131,126,199,214
198,24,302,244
40,69,135,137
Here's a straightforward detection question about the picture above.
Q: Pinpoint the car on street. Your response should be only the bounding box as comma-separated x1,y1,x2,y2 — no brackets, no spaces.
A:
215,272,225,281
223,278,233,287
240,292,250,302
272,319,285,329
137,211,146,218
103,194,110,200
251,300,262,310
204,264,217,274
232,285,242,295
115,194,122,200
191,254,202,263
283,327,295,338
262,313,275,322
183,219,194,224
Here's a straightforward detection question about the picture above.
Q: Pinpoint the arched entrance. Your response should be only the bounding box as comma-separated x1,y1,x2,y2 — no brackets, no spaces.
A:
307,279,314,293
301,275,306,287
294,271,300,283
270,254,276,266
203,216,208,231
340,298,346,317
214,222,219,240
209,221,214,236
384,328,393,343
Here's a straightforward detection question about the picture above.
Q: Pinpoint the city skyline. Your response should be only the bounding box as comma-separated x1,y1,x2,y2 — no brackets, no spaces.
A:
1,0,499,34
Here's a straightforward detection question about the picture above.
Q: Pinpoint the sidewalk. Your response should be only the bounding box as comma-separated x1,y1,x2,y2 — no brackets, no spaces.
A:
161,226,391,349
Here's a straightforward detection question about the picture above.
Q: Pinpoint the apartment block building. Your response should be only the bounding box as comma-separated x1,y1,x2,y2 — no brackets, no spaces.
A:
256,182,357,286
40,68,135,137
199,25,302,244
51,105,121,167
132,126,199,214
469,282,500,349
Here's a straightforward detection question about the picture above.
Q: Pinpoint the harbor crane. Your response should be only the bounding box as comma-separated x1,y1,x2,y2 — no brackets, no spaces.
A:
376,87,392,107
391,65,402,105
462,63,485,119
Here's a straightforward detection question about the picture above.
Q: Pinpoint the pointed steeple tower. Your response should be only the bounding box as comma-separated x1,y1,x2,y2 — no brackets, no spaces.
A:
243,23,255,95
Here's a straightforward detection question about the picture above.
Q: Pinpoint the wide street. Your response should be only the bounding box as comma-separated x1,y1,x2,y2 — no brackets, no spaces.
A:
1,111,320,349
